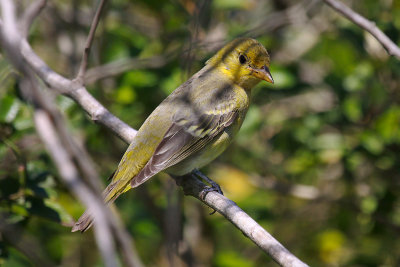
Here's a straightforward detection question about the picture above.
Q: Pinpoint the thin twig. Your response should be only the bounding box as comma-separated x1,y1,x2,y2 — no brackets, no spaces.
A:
34,110,118,267
19,38,137,142
75,0,107,83
322,0,400,59
0,1,143,266
85,54,171,84
11,32,307,266
20,0,47,37
0,1,120,266
0,1,310,265
111,218,145,267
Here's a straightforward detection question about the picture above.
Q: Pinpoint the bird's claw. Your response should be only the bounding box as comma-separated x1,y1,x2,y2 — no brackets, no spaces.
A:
199,185,222,199
192,169,223,215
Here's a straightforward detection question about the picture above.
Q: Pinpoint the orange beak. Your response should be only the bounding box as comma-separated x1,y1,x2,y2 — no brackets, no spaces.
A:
249,65,274,84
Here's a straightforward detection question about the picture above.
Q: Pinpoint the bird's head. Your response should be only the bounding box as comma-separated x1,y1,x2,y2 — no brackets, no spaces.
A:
207,38,273,90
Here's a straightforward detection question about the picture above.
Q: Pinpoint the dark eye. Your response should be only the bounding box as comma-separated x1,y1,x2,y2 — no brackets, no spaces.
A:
239,54,247,64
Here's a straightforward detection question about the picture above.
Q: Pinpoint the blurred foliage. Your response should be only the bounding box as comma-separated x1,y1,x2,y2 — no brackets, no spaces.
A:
1,0,400,266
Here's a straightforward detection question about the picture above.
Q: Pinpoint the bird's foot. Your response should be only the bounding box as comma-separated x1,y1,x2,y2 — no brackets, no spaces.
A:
192,169,223,215
192,169,224,196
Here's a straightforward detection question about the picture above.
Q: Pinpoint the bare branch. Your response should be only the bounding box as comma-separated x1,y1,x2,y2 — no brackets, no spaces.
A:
0,3,118,265
0,0,135,142
322,0,400,59
85,54,170,84
34,110,118,267
34,104,143,267
19,39,137,143
82,1,310,85
110,217,145,267
75,0,107,83
14,35,308,266
175,175,309,267
20,0,47,37
0,0,310,265
0,1,144,267
0,0,18,43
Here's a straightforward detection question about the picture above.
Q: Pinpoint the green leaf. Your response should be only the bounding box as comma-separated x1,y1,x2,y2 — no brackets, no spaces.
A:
314,229,346,264
361,131,384,155
214,251,255,267
267,65,295,89
343,62,372,92
361,196,377,214
161,68,183,95
238,106,262,137
342,96,362,122
115,85,137,104
0,95,19,123
44,199,74,225
122,70,158,87
375,106,400,143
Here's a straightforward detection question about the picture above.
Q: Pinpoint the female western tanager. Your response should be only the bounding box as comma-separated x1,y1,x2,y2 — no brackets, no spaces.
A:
72,38,273,232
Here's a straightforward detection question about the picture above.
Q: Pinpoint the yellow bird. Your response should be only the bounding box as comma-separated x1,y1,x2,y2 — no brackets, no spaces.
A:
72,38,273,232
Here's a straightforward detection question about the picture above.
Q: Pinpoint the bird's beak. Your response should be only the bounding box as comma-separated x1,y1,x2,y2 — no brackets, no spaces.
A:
249,65,274,84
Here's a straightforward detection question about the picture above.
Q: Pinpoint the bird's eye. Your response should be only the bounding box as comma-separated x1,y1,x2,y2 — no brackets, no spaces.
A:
239,54,247,64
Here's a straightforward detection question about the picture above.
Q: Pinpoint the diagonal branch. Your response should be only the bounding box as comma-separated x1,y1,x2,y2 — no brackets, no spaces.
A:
175,175,309,267
12,29,307,267
85,54,172,84
34,110,119,267
0,1,143,267
322,0,400,60
75,0,107,83
0,1,119,266
0,0,309,266
20,0,47,37
19,38,137,143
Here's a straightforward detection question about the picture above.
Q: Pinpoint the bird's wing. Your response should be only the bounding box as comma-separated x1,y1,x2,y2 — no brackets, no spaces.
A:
130,104,238,187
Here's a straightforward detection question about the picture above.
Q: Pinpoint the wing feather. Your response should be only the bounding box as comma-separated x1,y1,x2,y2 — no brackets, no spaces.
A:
130,109,238,187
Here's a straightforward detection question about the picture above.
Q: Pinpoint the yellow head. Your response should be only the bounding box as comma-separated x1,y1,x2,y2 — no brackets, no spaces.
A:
207,38,274,89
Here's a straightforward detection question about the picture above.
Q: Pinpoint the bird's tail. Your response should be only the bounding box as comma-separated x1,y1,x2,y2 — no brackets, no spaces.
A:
71,209,94,232
71,179,131,232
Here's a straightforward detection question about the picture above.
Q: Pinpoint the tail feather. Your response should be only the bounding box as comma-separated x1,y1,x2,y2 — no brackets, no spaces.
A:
71,180,130,232
71,210,93,232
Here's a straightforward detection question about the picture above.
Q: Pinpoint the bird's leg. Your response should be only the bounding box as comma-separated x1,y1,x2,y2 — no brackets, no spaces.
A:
192,169,224,196
191,169,223,215
172,170,223,214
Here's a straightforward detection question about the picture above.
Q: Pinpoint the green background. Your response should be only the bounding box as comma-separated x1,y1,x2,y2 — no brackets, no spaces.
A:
1,0,400,266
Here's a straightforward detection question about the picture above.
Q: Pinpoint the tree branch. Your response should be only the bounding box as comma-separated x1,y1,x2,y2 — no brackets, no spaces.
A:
85,54,171,84
0,1,144,267
0,1,119,266
75,0,107,83
322,0,400,60
34,110,119,267
175,175,309,267
19,38,137,143
20,0,47,37
0,1,309,266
